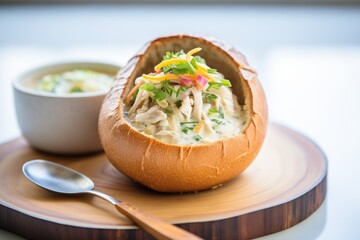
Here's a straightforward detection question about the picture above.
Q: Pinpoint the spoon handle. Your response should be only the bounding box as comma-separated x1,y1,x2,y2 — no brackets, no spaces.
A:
115,201,202,240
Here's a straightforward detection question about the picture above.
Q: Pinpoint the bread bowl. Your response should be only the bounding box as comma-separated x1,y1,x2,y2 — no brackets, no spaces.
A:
99,35,268,192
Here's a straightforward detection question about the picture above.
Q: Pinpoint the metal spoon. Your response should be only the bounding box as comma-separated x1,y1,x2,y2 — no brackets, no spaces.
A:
22,159,202,240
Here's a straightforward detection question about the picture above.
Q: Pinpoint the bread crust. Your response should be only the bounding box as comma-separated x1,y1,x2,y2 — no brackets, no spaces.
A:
99,34,268,192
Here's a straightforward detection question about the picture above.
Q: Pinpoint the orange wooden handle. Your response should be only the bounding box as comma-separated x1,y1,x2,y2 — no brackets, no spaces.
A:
115,201,202,240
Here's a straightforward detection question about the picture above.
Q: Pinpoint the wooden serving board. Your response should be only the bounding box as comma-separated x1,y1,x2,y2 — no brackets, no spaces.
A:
0,123,327,240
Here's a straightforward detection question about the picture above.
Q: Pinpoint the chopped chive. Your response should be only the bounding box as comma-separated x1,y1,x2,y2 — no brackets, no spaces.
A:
211,119,224,125
69,87,83,93
162,80,174,96
208,107,224,119
186,61,196,75
193,135,202,142
182,128,189,134
163,50,185,60
219,106,224,119
190,58,198,69
204,93,218,103
207,68,217,74
181,126,195,134
180,121,199,126
194,55,206,64
140,82,155,91
176,86,189,97
207,82,222,90
221,79,232,87
207,79,232,90
208,108,219,114
152,89,166,102
175,100,182,108
164,109,173,114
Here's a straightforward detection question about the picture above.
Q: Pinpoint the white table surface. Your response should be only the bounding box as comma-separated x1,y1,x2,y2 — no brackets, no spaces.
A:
1,4,360,240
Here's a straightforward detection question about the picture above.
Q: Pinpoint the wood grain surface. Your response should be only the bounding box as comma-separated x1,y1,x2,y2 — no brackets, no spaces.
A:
0,123,327,240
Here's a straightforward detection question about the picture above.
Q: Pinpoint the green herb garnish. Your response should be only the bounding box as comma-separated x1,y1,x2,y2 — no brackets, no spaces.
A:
219,106,224,119
221,79,232,87
204,93,218,103
152,89,166,102
176,86,190,97
171,61,196,76
69,87,83,93
182,128,190,134
207,79,232,90
162,50,196,75
175,100,182,108
194,55,206,64
193,135,202,142
180,121,198,134
164,109,173,114
180,121,199,126
140,81,176,103
161,80,174,96
163,50,185,61
207,68,217,74
38,75,61,92
207,82,222,90
190,58,198,69
208,108,219,114
140,82,155,91
211,119,225,125
208,107,224,119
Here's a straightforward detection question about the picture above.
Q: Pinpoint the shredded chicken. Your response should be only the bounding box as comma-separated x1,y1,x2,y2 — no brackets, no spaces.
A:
124,48,245,145
135,105,167,124
136,98,150,114
192,88,203,121
213,87,235,115
202,113,216,135
168,108,184,132
129,89,149,116
179,96,192,120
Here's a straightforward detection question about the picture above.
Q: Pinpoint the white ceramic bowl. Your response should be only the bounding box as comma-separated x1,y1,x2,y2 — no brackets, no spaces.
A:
13,62,120,154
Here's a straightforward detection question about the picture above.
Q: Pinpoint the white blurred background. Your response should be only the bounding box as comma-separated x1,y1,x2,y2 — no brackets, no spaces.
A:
0,2,360,239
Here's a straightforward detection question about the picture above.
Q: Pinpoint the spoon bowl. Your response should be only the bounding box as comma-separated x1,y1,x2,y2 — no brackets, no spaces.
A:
22,159,201,240
23,160,94,194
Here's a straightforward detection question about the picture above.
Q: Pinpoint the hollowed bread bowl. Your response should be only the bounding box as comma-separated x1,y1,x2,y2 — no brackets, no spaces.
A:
99,35,268,192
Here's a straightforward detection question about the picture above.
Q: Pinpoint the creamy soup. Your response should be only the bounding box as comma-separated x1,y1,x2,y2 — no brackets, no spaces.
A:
125,48,248,145
33,69,113,94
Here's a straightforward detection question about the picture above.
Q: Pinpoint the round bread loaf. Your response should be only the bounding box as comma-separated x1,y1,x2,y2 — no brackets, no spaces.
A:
99,35,268,192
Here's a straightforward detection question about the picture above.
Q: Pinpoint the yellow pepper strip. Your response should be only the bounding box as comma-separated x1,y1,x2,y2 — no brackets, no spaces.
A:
195,63,217,82
186,47,202,61
154,59,187,71
150,47,217,82
142,74,179,81
193,121,203,133
196,68,216,82
182,74,198,80
142,73,199,82
196,63,208,72
154,47,201,71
